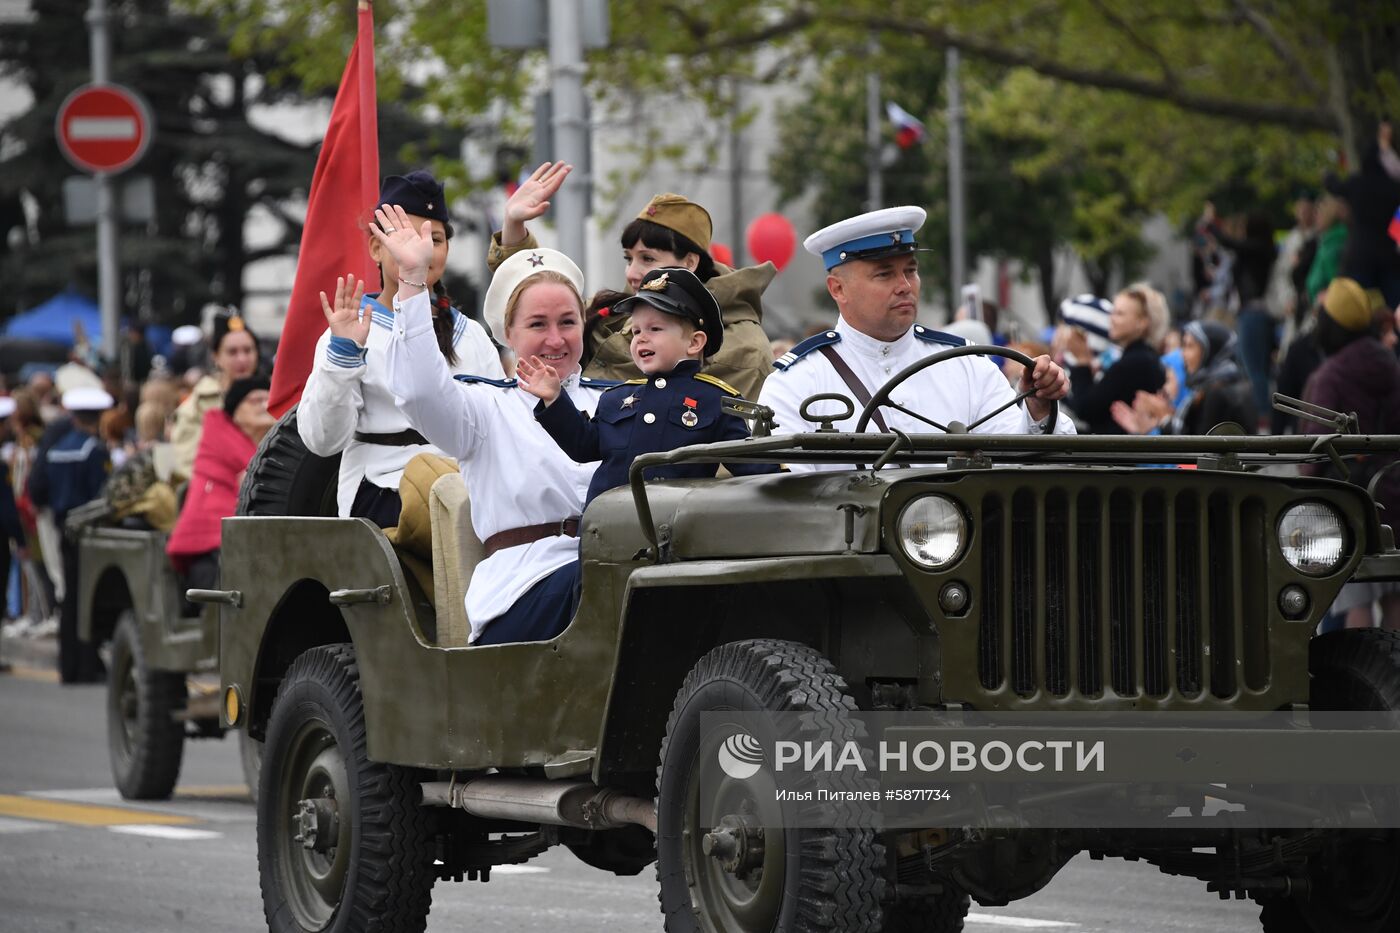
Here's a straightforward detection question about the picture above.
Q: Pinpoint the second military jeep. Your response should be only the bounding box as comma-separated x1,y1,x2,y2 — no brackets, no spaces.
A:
213,349,1400,933
76,506,262,801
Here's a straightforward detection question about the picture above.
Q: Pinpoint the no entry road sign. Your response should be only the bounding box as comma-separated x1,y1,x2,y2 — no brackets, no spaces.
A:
55,83,153,174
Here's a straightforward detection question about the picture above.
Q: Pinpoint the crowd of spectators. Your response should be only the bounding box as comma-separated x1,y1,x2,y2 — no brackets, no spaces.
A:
0,312,272,680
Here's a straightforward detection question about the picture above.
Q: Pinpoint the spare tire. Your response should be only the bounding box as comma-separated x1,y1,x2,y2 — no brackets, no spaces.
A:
237,404,341,517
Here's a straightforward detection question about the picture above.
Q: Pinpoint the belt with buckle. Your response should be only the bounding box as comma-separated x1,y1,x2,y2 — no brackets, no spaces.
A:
483,518,581,557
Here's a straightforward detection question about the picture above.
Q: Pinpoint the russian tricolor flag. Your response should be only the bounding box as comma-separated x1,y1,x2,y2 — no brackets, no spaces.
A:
886,102,926,150
1390,205,1400,247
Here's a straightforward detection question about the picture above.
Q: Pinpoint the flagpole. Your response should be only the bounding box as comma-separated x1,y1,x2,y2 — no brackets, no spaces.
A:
947,46,968,312
86,0,119,364
549,0,588,270
865,36,883,211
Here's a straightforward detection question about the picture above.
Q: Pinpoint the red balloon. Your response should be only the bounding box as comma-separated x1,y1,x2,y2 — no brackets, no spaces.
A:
745,213,797,271
710,241,734,267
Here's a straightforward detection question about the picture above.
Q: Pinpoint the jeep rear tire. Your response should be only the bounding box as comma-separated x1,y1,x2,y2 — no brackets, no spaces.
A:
258,644,433,933
656,638,885,933
1258,629,1400,933
238,405,341,518
106,611,186,800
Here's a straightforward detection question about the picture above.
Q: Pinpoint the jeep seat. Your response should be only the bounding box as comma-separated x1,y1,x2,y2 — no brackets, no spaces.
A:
427,469,483,647
387,454,484,648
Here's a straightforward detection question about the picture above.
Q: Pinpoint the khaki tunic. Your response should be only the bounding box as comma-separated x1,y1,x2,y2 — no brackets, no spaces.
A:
488,231,776,400
170,374,222,482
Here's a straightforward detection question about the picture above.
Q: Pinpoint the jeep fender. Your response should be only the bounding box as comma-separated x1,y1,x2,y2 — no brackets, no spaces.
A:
592,554,944,786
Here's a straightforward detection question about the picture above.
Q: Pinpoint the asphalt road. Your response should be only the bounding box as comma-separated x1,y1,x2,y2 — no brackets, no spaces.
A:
0,646,1271,933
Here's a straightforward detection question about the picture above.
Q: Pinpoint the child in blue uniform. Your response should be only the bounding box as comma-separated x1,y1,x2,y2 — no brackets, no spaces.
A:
518,267,778,506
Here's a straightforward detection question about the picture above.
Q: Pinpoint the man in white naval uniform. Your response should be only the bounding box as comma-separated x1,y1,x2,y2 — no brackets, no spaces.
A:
758,206,1074,471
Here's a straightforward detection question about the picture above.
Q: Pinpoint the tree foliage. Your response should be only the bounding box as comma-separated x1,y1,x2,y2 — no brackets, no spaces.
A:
202,0,1398,151
13,0,1390,323
0,0,459,325
187,0,1393,304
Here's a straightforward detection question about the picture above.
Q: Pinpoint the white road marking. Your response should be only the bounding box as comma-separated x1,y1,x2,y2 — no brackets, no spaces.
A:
108,825,223,841
967,914,1077,929
0,815,56,834
68,116,138,140
24,786,253,824
27,787,124,803
490,865,550,874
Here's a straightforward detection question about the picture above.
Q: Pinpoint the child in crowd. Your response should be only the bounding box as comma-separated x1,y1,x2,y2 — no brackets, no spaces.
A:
517,267,778,506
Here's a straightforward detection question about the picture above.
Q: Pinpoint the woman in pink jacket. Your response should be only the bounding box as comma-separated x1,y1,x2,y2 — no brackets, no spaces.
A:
167,378,273,596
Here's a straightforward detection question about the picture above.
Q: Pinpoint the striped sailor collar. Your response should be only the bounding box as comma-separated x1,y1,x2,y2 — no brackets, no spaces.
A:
362,293,395,330
47,434,100,462
363,292,466,335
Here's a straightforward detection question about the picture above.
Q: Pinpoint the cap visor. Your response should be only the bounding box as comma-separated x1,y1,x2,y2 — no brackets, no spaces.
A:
840,243,925,265
613,292,690,319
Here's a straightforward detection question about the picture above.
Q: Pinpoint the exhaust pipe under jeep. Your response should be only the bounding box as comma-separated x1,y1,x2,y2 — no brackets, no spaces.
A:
420,777,657,833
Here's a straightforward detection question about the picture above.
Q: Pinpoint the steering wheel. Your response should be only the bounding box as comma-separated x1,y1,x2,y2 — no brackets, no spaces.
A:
853,344,1059,436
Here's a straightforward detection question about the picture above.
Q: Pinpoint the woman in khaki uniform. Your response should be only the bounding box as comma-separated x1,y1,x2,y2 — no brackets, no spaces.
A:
488,161,775,401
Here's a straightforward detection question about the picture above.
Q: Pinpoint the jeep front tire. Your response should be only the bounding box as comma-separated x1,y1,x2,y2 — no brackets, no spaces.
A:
656,638,886,933
106,610,186,800
1258,629,1400,933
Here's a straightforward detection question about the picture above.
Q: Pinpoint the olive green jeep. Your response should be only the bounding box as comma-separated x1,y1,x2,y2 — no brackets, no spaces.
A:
76,504,261,801
213,350,1400,933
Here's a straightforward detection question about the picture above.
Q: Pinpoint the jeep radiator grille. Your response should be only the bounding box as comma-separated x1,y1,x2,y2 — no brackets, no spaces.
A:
977,486,1269,700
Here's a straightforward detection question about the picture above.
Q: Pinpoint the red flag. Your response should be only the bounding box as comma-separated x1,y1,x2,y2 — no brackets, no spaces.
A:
268,2,380,417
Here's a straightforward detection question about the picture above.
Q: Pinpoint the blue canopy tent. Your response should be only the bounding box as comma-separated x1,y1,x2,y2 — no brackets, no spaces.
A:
3,290,103,347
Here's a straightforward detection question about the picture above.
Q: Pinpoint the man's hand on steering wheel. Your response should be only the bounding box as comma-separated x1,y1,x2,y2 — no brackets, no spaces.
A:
1019,354,1069,423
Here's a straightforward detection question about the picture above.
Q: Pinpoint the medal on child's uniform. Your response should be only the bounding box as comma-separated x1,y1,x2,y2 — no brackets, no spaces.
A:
621,394,638,409
681,396,699,428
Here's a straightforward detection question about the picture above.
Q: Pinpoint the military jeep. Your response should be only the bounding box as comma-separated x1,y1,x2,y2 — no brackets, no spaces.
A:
213,349,1400,933
75,448,261,801
77,517,262,800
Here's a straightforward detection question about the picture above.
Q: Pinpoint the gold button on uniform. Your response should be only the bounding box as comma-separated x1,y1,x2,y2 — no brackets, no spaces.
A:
644,413,656,424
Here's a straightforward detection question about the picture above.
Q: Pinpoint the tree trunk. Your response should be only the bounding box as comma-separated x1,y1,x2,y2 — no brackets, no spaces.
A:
218,70,248,308
1330,8,1400,166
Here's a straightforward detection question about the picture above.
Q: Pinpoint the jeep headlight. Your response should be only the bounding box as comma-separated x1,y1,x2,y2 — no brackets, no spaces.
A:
1277,502,1346,575
898,496,967,569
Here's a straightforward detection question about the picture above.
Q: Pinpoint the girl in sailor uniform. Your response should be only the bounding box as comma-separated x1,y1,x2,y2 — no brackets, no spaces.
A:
298,171,502,527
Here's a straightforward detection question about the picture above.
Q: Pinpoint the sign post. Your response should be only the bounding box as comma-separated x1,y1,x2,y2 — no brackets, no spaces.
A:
56,0,154,363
